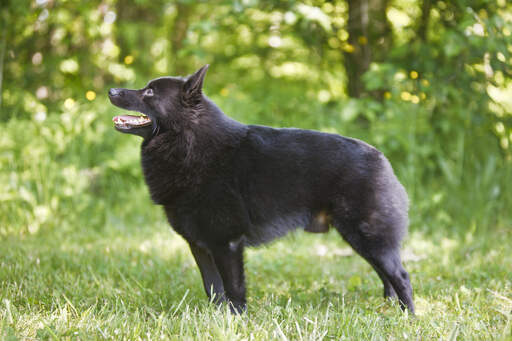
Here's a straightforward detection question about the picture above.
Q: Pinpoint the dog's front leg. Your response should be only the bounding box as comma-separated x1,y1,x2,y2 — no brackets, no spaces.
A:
188,242,226,304
209,236,247,314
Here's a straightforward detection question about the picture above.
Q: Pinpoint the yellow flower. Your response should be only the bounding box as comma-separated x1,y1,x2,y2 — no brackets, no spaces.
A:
86,91,96,101
124,55,134,65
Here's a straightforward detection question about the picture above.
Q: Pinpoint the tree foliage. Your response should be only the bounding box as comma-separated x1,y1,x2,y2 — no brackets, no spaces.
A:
1,0,512,236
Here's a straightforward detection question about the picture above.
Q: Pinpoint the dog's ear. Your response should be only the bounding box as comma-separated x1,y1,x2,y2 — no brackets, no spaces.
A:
183,64,209,103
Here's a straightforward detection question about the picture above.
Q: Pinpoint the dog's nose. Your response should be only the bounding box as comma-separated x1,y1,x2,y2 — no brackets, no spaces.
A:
109,88,122,97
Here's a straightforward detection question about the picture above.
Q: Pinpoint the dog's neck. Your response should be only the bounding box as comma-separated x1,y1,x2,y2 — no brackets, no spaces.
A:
140,98,247,205
144,97,246,153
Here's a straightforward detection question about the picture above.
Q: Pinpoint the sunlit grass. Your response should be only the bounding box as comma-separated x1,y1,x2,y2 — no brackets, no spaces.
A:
1,225,511,339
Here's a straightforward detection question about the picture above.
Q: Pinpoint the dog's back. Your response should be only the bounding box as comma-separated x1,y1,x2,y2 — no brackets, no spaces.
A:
233,125,407,248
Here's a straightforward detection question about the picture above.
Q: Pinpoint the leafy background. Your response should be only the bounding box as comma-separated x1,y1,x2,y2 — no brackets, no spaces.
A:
0,0,511,339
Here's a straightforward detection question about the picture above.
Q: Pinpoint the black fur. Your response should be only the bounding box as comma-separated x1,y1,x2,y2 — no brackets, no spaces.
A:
108,65,415,314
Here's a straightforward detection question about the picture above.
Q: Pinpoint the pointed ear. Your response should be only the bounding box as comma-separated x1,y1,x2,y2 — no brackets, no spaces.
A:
183,64,209,101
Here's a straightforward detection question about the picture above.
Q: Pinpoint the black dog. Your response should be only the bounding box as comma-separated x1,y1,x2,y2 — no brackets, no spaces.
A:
108,65,414,314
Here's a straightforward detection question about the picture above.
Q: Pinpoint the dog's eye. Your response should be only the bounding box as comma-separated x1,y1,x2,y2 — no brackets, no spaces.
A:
144,88,154,97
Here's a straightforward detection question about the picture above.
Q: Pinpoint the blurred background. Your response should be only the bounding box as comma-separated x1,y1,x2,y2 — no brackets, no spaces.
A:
1,0,511,238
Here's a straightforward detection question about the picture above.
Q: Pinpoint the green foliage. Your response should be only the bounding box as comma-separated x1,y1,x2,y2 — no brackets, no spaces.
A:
0,0,512,338
0,101,163,237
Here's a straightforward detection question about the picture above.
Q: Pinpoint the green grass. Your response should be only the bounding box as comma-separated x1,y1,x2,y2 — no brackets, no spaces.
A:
1,222,511,339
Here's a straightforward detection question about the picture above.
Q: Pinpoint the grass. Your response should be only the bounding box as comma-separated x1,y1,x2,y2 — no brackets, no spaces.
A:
1,101,511,339
1,219,511,339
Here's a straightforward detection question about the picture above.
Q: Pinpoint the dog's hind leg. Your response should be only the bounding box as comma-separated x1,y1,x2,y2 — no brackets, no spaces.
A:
363,246,414,313
374,267,397,299
189,242,226,304
334,221,414,313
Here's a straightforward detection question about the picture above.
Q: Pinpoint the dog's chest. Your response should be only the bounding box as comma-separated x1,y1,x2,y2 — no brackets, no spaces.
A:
140,147,196,205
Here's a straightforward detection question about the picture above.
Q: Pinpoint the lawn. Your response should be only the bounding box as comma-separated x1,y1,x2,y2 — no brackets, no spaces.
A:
1,214,511,339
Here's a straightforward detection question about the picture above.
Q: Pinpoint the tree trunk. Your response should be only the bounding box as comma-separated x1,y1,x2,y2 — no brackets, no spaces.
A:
344,0,391,98
418,0,432,41
0,22,6,109
0,7,8,110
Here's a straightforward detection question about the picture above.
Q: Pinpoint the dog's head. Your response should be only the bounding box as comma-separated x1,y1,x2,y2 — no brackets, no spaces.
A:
108,64,209,139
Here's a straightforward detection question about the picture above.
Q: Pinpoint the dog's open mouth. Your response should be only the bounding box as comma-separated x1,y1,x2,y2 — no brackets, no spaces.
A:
112,114,151,129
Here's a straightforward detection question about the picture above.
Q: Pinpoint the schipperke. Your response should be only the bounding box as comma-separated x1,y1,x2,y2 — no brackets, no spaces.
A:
108,65,414,314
